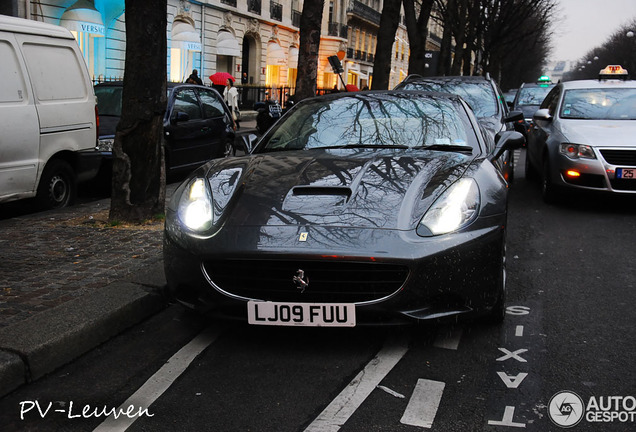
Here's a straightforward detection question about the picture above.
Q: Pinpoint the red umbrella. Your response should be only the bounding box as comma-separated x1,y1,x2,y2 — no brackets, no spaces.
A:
345,84,360,92
209,72,235,86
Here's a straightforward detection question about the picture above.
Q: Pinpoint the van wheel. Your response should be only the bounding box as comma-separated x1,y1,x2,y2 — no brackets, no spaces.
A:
36,159,76,210
223,140,235,157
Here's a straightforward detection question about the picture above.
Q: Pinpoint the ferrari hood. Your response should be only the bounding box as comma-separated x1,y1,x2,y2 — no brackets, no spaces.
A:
205,149,473,231
559,120,636,147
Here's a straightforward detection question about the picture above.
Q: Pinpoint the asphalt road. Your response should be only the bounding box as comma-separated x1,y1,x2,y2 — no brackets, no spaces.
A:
0,150,634,431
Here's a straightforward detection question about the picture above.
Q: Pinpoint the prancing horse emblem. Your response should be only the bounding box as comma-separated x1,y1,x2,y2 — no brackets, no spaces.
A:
293,269,309,293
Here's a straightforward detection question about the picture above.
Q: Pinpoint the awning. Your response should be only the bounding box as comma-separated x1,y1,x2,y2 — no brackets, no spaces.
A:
59,0,104,36
266,42,286,66
172,15,201,51
216,31,240,57
288,46,299,69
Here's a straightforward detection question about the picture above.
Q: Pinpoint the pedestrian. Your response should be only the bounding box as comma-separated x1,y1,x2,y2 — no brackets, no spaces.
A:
224,78,240,128
241,72,248,85
186,69,203,85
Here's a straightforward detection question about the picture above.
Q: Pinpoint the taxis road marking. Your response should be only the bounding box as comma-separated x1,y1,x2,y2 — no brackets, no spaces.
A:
304,335,409,432
93,327,221,432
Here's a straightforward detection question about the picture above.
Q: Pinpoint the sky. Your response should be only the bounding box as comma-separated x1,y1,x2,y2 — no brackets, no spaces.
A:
551,0,636,62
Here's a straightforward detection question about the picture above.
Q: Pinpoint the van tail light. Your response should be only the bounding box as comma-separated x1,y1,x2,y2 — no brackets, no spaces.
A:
95,104,100,145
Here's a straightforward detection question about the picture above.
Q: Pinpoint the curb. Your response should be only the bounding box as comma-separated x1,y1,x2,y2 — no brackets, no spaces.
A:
0,268,168,398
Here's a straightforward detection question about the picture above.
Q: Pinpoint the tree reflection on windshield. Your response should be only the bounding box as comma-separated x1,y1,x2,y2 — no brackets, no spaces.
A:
561,88,636,120
258,94,474,152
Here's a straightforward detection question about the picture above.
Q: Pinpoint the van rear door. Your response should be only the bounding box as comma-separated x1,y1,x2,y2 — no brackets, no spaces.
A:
0,32,40,200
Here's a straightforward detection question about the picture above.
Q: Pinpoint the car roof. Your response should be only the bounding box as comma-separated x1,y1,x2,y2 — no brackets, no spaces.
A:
400,74,493,85
559,79,636,90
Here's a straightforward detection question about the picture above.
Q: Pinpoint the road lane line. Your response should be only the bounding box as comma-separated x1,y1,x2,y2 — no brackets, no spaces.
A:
400,379,445,428
93,327,221,432
433,327,462,350
304,335,409,432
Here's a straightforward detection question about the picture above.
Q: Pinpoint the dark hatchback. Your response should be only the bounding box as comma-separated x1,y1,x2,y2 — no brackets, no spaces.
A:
394,75,524,182
95,82,235,178
163,91,524,327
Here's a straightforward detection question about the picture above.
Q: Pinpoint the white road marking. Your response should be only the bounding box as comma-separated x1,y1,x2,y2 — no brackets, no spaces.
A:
93,327,221,432
487,405,526,428
377,385,405,399
496,348,528,362
400,379,445,429
303,335,409,432
433,327,463,350
496,372,529,389
515,325,524,337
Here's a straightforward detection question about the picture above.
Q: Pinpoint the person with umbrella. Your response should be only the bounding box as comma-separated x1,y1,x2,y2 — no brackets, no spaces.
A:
223,78,240,129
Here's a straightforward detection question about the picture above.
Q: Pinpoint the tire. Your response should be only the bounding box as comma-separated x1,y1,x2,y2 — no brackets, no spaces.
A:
541,156,559,204
36,159,76,210
485,236,506,324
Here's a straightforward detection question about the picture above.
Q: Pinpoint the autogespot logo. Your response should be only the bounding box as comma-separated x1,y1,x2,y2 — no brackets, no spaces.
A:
549,391,585,428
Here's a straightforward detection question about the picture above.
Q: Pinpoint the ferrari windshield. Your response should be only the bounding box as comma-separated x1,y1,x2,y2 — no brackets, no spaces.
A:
560,88,636,120
257,93,476,153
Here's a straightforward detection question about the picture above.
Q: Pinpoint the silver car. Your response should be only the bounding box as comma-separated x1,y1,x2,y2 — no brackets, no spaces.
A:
526,66,636,202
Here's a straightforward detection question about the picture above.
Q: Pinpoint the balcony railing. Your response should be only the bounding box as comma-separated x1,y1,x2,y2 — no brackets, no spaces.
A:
328,22,340,37
221,0,237,7
348,0,381,26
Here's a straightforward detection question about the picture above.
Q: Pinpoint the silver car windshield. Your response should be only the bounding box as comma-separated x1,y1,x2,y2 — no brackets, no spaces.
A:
516,86,553,106
259,94,474,152
561,88,636,120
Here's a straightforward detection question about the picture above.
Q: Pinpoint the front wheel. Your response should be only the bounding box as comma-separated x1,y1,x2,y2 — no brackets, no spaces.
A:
36,159,76,210
223,140,235,158
485,236,506,324
541,157,559,204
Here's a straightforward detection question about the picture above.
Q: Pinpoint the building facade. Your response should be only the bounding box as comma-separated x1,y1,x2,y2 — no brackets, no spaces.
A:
11,0,427,96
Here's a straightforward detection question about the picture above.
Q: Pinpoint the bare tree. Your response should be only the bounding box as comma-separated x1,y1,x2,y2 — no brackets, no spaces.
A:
372,0,403,89
109,0,167,223
295,0,325,101
402,0,435,75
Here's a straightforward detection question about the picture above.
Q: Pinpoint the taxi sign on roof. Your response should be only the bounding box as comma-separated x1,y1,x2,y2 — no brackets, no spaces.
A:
599,65,629,79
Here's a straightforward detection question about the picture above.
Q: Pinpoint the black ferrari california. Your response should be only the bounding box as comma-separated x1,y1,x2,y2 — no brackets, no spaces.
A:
163,90,523,326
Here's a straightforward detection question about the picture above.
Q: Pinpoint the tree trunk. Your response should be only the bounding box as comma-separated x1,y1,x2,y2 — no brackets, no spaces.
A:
371,0,402,89
295,0,325,101
403,0,434,75
109,0,167,223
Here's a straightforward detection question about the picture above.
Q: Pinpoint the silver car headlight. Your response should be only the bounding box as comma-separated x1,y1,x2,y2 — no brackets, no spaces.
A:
177,177,213,232
417,178,480,236
559,143,596,159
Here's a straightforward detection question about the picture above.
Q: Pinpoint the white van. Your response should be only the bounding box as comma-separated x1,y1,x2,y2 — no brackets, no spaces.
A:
0,15,100,210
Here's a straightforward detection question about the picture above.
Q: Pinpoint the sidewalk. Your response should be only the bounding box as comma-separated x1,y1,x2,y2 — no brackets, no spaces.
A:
0,117,258,398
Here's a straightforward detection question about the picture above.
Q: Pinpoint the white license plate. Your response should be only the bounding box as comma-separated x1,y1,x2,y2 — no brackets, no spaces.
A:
616,168,636,179
247,301,356,327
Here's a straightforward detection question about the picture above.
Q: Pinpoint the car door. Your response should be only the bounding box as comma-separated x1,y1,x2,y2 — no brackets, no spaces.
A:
0,32,40,199
197,87,233,158
528,85,561,168
164,87,211,172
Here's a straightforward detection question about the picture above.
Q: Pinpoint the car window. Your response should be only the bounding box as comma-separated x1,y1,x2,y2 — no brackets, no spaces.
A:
541,86,561,115
400,81,499,118
257,94,475,152
172,89,202,120
95,85,123,116
516,86,554,106
560,88,636,120
198,88,226,118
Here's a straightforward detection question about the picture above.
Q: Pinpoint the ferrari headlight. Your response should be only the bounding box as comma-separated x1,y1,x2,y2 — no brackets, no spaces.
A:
559,143,596,159
177,177,213,231
418,178,480,236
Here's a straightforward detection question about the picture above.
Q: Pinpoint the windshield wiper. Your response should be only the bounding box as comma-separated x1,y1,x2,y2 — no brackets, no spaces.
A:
416,144,473,153
317,144,410,150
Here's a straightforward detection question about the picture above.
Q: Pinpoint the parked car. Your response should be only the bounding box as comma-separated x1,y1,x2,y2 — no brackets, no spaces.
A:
504,88,518,106
163,90,524,326
95,81,236,180
526,65,636,202
0,15,100,209
511,78,555,140
394,75,523,183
